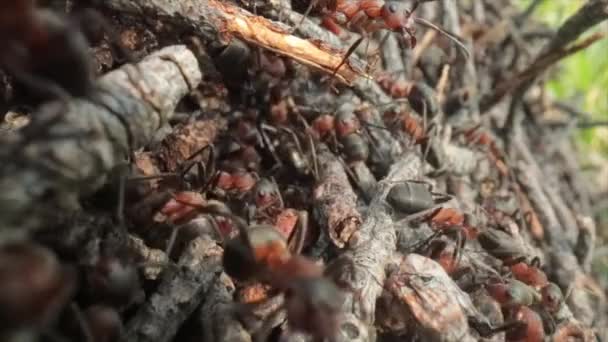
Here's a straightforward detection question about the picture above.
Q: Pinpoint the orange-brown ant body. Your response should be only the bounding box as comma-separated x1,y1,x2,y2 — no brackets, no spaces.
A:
304,0,469,71
481,278,565,341
166,196,344,340
320,0,419,46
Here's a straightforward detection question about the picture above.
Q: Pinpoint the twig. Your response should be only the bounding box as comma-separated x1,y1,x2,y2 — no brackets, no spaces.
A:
326,152,422,335
104,0,369,85
480,32,606,113
0,45,200,238
313,145,362,248
543,0,608,54
481,0,608,114
199,273,251,342
121,235,223,342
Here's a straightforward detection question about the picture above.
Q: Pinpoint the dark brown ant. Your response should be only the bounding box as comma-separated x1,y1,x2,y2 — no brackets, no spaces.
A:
386,180,451,215
259,123,319,180
0,242,76,334
473,277,565,341
477,228,545,279
339,132,369,163
304,0,469,75
248,178,311,252
223,221,342,340
83,305,123,342
82,253,141,310
167,197,344,341
408,206,478,265
0,0,94,101
0,1,130,102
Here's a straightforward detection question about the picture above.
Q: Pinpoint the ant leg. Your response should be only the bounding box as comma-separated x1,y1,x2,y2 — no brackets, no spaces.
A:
288,211,309,255
530,256,541,268
170,193,254,252
290,0,318,34
421,122,437,164
454,229,465,268
165,223,182,259
270,176,285,209
412,230,441,254
332,37,364,78
252,305,287,342
258,123,284,168
181,144,214,187
309,132,320,181
486,320,527,336
279,126,306,157
115,161,130,234
70,302,94,342
206,215,227,244
412,17,470,59
293,112,320,180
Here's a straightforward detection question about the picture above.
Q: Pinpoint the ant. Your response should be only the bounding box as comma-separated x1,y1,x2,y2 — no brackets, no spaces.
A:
258,123,320,181
248,177,312,252
407,206,477,269
477,228,548,288
169,197,344,341
483,278,567,342
304,0,470,74
0,1,131,102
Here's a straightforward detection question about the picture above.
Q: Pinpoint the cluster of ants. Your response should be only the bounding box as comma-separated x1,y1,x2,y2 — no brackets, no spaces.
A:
0,0,585,342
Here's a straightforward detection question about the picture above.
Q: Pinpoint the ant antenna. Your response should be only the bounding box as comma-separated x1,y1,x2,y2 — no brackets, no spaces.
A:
413,17,470,59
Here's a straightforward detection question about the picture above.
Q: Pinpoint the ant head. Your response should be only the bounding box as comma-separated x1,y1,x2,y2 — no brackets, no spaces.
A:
312,114,335,138
335,110,360,138
340,133,369,163
381,1,417,46
381,2,411,31
541,283,564,313
253,178,281,208
87,255,141,308
505,280,539,307
284,277,343,339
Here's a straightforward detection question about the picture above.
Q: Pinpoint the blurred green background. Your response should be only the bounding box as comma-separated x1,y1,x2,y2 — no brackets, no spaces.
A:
517,0,608,286
517,0,608,153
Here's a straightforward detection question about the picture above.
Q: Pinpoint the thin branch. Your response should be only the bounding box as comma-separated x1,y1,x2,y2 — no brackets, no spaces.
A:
480,32,606,113
104,0,369,85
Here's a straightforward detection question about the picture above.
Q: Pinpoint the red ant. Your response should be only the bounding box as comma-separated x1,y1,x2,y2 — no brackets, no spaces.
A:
475,277,565,341
477,228,550,289
248,178,311,251
168,198,344,341
304,0,470,73
409,206,478,268
460,125,509,176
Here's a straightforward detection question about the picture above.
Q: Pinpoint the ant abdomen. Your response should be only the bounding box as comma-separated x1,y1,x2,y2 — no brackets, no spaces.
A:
223,224,289,281
223,237,258,281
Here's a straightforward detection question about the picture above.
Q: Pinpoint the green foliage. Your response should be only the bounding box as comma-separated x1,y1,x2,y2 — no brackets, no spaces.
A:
517,0,608,152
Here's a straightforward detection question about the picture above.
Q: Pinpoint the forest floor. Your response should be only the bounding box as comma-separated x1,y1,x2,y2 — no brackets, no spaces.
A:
0,0,607,341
